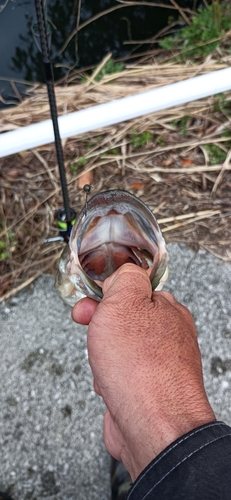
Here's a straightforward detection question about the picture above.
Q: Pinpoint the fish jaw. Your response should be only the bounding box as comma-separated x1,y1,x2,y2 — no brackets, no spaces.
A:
56,190,168,306
56,245,103,307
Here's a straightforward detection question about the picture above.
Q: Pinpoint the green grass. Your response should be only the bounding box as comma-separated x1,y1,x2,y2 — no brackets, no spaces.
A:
204,144,227,165
170,116,190,136
94,59,125,82
156,136,166,147
82,58,125,83
214,94,231,114
69,157,86,175
159,2,231,61
0,232,17,260
100,147,119,157
130,130,153,149
0,240,7,260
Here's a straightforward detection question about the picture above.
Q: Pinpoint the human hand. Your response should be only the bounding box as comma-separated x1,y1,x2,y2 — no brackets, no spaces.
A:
72,264,215,481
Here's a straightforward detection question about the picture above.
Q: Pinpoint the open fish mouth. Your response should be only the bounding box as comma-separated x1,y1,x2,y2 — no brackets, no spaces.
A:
56,190,168,306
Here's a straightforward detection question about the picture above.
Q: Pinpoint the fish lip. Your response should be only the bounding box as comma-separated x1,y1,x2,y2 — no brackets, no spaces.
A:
72,189,160,252
80,189,159,221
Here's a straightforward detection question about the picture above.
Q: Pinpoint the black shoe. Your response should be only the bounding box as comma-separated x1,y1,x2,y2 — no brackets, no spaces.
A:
111,457,132,500
0,492,14,500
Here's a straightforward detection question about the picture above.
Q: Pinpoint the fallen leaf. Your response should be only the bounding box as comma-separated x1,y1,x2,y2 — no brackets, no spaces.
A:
77,170,93,190
6,169,22,178
19,150,31,158
36,145,52,151
161,158,173,167
129,182,146,190
0,278,11,296
150,173,162,183
181,158,193,166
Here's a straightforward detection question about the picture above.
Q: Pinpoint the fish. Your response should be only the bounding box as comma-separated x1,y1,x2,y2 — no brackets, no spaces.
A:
56,189,168,306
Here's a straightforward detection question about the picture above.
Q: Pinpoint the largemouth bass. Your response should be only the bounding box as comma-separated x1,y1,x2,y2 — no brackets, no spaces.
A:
56,189,168,306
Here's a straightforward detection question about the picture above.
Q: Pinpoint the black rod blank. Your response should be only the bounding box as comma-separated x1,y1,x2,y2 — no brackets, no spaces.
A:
34,0,72,223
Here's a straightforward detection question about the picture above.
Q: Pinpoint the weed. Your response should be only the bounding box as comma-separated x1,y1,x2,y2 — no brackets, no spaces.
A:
70,163,78,175
214,94,231,115
70,157,86,175
0,240,7,260
82,59,125,83
204,144,227,165
101,147,119,157
0,232,17,260
108,148,119,155
214,93,226,113
77,156,87,167
130,130,153,149
95,59,125,81
86,141,97,149
221,130,231,140
86,136,103,149
159,2,231,60
170,116,189,136
156,136,166,147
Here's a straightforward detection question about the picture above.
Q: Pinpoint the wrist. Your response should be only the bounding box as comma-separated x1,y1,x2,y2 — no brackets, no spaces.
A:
119,394,215,482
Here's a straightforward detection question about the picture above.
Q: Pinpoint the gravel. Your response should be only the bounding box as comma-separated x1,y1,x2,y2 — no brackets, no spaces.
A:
0,243,231,499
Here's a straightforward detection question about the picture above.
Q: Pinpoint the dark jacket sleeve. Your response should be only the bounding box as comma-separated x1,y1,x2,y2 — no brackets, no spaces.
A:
127,421,231,500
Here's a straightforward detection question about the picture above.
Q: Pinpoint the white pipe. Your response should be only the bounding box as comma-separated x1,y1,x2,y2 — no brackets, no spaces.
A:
1,67,231,158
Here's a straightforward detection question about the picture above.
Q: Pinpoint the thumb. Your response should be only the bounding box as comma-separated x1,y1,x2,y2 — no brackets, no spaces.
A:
72,297,98,325
102,263,152,301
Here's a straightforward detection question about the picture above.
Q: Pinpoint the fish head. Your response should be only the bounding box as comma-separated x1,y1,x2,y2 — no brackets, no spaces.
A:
56,190,168,306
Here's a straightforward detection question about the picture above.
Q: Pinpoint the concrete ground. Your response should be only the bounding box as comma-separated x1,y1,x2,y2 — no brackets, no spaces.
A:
0,243,231,500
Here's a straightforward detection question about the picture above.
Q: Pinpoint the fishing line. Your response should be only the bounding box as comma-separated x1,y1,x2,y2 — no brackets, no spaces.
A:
34,0,75,240
83,184,92,216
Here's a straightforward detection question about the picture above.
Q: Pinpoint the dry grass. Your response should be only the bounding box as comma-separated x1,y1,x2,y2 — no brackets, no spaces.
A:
1,53,231,301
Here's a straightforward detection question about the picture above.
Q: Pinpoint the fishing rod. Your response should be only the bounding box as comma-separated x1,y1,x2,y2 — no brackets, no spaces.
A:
33,0,76,242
